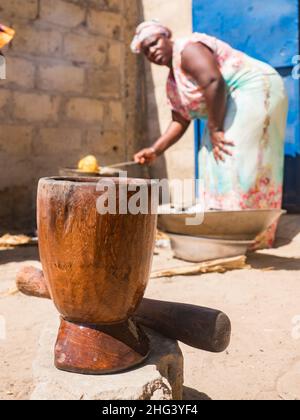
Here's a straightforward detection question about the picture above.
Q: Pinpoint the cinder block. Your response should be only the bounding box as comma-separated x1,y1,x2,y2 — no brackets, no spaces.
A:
64,33,106,65
108,100,125,129
86,129,125,158
87,10,123,40
87,0,123,13
0,185,35,232
86,68,121,98
0,125,33,156
40,0,85,28
108,41,124,67
0,89,10,115
65,97,104,123
38,65,85,94
12,25,62,57
13,92,60,122
34,150,85,177
0,159,36,190
6,57,35,89
0,188,12,221
34,128,82,155
0,0,38,20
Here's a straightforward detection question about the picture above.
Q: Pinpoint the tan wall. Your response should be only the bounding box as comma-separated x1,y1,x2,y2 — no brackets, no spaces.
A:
140,0,195,187
0,0,142,232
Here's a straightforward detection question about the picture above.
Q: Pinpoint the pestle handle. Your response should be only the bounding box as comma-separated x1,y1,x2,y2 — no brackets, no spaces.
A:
134,298,231,353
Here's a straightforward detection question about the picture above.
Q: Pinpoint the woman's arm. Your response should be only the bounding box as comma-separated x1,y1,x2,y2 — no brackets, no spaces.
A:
181,42,234,162
134,111,190,165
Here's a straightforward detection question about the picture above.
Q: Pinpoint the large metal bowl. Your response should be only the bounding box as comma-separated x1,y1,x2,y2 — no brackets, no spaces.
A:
169,233,255,263
158,208,286,240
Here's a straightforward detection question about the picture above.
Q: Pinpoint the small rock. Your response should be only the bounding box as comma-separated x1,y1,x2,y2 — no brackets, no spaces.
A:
31,317,184,401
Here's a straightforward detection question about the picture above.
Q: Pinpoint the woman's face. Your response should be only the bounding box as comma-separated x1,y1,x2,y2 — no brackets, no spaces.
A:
141,34,173,66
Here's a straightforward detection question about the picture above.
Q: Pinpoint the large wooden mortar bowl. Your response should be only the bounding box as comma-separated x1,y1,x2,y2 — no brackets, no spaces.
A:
37,177,157,374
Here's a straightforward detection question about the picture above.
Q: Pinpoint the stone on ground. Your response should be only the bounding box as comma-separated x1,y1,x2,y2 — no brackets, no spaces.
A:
30,318,183,400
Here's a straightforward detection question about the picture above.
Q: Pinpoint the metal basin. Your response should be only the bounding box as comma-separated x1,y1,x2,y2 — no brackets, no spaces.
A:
169,233,255,263
158,208,286,240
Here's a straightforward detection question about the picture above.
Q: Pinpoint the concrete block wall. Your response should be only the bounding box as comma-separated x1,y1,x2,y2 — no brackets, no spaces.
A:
0,0,143,232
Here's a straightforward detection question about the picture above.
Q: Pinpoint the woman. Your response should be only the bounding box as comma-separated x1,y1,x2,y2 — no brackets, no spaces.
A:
132,21,288,248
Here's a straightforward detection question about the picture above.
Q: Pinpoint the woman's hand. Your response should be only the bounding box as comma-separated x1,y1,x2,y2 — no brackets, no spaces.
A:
134,113,190,165
134,147,157,165
210,131,235,163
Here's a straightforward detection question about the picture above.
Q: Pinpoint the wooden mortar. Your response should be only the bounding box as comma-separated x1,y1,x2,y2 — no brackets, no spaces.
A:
37,176,157,374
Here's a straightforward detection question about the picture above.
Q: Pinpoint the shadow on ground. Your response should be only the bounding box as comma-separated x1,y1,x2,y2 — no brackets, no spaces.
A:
274,215,300,248
248,252,300,271
0,246,39,265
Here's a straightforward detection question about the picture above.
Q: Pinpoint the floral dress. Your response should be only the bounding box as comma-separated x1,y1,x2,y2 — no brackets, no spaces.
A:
166,33,288,247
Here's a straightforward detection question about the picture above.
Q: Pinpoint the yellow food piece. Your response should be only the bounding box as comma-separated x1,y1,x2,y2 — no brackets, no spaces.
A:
0,25,15,49
78,155,100,173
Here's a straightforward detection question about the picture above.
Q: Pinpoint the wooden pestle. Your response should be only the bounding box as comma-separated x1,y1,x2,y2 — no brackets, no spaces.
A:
16,266,231,353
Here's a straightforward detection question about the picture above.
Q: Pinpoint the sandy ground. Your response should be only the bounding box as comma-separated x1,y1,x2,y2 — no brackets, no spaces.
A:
0,215,300,401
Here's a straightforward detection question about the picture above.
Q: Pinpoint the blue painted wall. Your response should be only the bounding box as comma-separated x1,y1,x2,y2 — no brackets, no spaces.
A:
192,0,300,211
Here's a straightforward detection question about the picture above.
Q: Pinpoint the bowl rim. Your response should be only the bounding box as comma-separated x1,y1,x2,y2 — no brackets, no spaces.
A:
168,232,256,245
158,206,287,216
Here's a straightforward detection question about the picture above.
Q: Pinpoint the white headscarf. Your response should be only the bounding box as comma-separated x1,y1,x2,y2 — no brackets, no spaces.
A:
131,20,172,54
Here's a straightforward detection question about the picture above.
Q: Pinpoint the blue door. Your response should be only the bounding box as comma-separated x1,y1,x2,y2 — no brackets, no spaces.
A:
192,0,300,211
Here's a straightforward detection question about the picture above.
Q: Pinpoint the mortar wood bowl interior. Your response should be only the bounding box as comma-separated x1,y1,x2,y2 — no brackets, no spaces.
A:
60,165,149,179
59,167,121,177
37,176,157,374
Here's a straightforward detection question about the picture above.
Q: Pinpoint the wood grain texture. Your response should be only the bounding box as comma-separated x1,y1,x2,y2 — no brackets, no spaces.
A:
16,266,51,299
37,177,157,324
35,176,157,374
55,318,150,375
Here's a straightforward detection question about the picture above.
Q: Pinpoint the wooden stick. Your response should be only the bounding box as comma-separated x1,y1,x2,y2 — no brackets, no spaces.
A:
150,255,249,279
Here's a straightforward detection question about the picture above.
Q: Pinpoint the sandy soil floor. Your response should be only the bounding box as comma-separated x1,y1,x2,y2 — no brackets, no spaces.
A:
0,215,300,401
